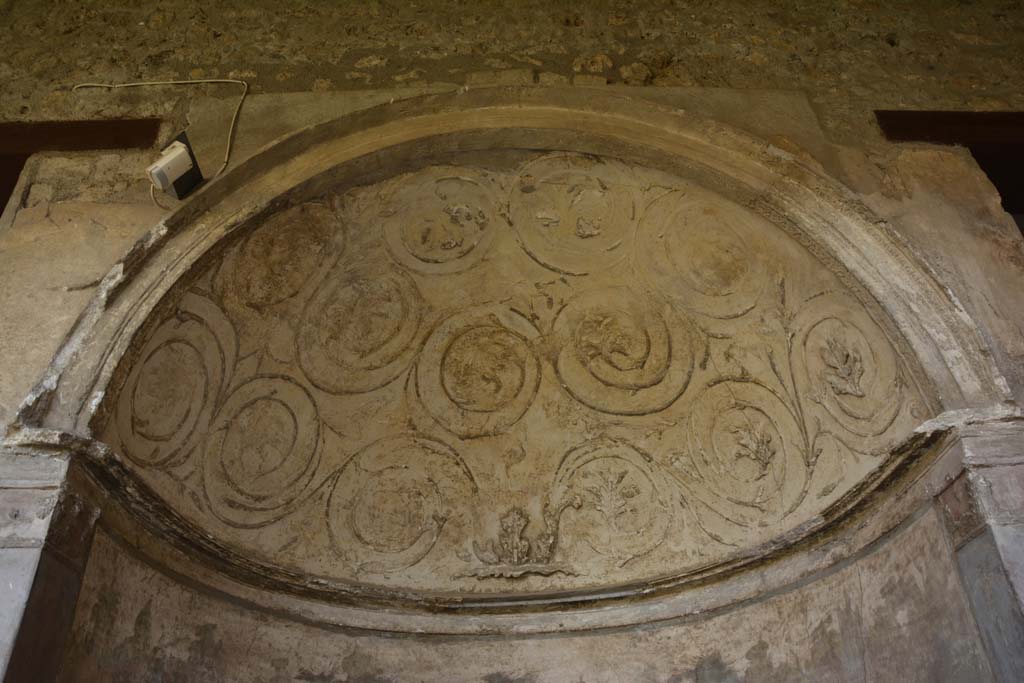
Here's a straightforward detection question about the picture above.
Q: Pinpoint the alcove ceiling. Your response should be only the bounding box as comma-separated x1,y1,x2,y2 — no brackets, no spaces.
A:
103,148,929,602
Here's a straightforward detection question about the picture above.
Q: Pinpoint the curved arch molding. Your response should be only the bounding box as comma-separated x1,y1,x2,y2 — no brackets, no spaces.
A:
12,88,1011,633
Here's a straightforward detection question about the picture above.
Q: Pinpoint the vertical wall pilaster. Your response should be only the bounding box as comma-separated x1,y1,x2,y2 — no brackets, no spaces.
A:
938,419,1024,682
0,433,99,682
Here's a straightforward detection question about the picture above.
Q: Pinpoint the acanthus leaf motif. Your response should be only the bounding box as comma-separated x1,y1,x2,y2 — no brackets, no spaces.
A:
730,423,777,480
821,334,866,398
582,469,642,529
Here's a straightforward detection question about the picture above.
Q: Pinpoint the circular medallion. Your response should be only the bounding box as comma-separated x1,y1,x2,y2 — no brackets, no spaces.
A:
297,266,424,394
552,287,698,415
380,167,501,274
510,154,637,276
415,306,541,438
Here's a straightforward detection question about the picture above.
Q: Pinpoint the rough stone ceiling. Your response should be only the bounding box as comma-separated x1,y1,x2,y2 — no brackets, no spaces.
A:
3,1,1023,144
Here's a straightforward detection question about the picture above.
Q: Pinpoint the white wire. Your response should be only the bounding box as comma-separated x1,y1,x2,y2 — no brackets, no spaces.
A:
149,182,169,211
72,78,249,181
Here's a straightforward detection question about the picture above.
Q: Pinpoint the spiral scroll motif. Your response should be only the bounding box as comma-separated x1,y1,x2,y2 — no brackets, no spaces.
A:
510,154,638,276
297,266,424,394
552,287,697,415
681,381,806,526
115,293,236,469
792,293,906,451
202,376,321,528
327,435,477,573
415,306,541,438
380,167,502,274
638,188,772,320
548,438,673,563
217,201,344,309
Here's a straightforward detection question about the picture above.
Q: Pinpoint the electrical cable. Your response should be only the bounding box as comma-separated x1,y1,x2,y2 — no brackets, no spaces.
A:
72,78,248,208
148,182,170,211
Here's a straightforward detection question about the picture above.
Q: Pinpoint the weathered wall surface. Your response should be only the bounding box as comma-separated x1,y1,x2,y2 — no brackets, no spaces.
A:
59,508,992,682
845,146,1024,403
0,201,164,423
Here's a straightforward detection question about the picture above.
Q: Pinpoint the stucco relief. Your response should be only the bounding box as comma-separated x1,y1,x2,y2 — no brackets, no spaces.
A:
104,152,926,596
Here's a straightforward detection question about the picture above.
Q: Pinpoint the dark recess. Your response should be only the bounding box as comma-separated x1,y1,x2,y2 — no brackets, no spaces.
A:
0,119,161,215
876,110,1024,231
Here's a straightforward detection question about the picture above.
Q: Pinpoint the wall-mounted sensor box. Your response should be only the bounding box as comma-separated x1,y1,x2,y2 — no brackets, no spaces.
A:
147,132,203,200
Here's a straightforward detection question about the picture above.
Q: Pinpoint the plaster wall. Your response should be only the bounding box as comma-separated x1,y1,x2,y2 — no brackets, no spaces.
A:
58,508,990,682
